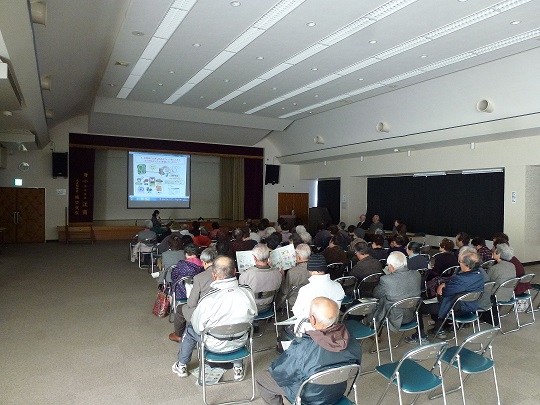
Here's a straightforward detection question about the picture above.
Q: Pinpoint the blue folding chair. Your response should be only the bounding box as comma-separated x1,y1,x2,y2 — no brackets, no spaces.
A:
516,273,535,327
375,341,448,405
429,328,500,404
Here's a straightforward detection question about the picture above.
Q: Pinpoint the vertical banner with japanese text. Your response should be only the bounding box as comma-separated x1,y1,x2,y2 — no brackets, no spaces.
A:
68,147,95,223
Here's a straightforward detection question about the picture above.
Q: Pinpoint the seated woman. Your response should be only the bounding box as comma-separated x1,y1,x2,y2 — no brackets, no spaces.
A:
426,238,458,282
322,234,347,265
387,234,407,256
170,244,204,300
151,210,171,241
158,234,186,285
368,234,388,261
406,241,429,270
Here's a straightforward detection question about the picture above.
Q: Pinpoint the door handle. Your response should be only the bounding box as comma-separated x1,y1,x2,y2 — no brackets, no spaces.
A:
12,211,17,224
16,212,20,224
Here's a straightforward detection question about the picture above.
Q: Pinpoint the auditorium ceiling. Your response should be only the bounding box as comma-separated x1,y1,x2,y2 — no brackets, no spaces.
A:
1,0,540,150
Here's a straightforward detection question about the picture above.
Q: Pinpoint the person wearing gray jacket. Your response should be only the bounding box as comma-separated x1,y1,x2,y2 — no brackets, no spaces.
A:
373,251,421,332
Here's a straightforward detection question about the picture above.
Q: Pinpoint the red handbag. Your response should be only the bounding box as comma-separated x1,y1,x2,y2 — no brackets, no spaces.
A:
153,289,170,317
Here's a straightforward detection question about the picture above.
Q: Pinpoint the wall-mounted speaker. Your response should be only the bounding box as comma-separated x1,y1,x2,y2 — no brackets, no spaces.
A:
52,152,68,178
265,164,280,185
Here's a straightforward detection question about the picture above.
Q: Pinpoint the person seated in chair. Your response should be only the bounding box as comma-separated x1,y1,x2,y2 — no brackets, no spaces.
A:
193,226,212,247
321,233,347,265
368,234,388,261
239,244,282,313
131,220,157,263
172,256,257,379
373,251,420,335
256,297,362,405
406,241,429,270
406,251,485,343
277,243,311,309
426,238,458,282
350,241,383,297
170,244,204,301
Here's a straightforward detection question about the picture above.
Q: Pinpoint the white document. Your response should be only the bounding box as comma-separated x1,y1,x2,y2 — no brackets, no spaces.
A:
236,250,255,273
269,244,297,271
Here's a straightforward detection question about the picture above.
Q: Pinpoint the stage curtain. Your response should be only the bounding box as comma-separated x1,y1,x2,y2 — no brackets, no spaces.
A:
220,157,245,220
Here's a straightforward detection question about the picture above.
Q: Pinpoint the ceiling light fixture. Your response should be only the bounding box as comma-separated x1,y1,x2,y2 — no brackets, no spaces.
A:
168,70,175,74
306,21,316,27
369,40,378,44
256,56,264,60
311,67,318,71
192,43,201,47
413,172,446,177
511,20,521,24
461,168,503,175
230,1,241,6
420,54,428,58
132,31,144,36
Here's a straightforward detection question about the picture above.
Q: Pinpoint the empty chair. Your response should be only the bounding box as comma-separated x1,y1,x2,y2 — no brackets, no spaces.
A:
375,341,448,405
292,364,361,405
327,262,346,280
430,328,501,405
356,273,382,300
199,322,255,405
335,276,358,305
493,277,520,334
516,273,536,327
340,301,380,372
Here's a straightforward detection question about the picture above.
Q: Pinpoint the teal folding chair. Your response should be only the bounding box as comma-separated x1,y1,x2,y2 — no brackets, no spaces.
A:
375,341,448,405
340,301,380,372
433,291,482,345
199,322,255,405
429,328,501,404
493,277,520,334
253,289,279,352
291,364,361,405
169,276,193,322
335,276,358,306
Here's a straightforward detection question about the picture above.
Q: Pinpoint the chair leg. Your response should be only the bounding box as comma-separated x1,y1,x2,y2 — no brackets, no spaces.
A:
519,296,535,327
492,364,501,405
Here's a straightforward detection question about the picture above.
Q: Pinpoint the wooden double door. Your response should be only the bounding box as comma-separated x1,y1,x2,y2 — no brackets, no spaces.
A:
278,193,309,225
0,187,45,243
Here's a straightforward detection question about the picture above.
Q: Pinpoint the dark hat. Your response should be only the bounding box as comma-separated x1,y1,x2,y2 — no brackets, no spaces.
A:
307,253,327,272
353,227,365,238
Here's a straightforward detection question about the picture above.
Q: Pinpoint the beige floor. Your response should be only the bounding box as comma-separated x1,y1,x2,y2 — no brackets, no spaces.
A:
0,241,539,405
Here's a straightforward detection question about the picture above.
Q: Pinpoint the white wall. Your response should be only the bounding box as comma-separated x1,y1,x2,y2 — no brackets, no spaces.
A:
255,137,316,222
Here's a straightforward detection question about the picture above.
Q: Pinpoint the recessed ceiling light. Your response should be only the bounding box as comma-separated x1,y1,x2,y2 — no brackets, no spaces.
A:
152,89,156,92
108,83,116,87
192,43,201,47
306,21,316,27
394,148,399,152
242,102,247,105
200,96,204,99
230,1,241,6
314,95,319,98
511,20,521,25
369,40,377,44
256,56,264,60
132,31,144,36
420,54,428,58
168,70,175,74
311,67,318,71
358,78,364,81
281,107,285,110
158,83,163,86
458,0,467,2
292,102,297,106
223,79,230,82
308,111,313,114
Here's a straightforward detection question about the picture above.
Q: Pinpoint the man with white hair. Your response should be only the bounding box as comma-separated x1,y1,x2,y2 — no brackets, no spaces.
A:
278,244,311,308
373,251,421,333
256,297,362,405
239,244,283,312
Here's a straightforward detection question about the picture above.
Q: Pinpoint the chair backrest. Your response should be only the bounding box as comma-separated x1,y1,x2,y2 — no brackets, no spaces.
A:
420,245,431,254
481,259,496,269
447,327,499,362
171,276,194,298
455,291,483,304
255,289,279,300
356,272,382,298
203,322,252,342
402,341,448,363
327,263,345,280
294,364,361,405
341,301,378,322
379,258,387,267
483,281,498,296
141,237,157,246
519,273,535,284
386,296,422,313
441,265,460,278
494,277,520,298
335,276,357,290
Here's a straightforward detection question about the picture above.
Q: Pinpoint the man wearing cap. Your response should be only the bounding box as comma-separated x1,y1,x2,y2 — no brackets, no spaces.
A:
291,253,345,334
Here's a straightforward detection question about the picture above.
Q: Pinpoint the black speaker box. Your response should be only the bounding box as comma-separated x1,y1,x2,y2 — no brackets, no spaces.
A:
265,164,280,185
52,152,68,177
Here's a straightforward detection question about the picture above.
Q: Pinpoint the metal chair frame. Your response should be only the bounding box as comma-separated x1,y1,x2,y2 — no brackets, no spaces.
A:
433,291,483,345
253,289,280,352
429,328,501,405
515,273,536,327
440,266,460,278
375,341,448,405
138,238,157,269
477,281,497,330
375,296,422,362
493,277,520,334
199,322,255,405
327,262,346,280
355,272,382,300
335,276,358,305
169,276,193,322
341,301,380,373
291,364,361,405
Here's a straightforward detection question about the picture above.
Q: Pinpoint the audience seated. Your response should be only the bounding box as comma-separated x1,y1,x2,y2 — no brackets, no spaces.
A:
294,225,312,245
169,247,218,342
356,214,369,230
292,254,345,334
208,222,221,240
368,234,388,261
337,222,351,248
157,234,185,285
280,222,292,243
229,227,257,258
192,226,212,247
288,232,304,248
368,214,383,234
278,244,311,308
130,220,157,263
472,236,493,262
373,251,421,333
151,210,171,241
321,234,347,265
455,231,471,257
256,297,362,405
347,225,357,243
406,241,429,270
191,220,201,237
172,256,257,379
406,251,485,343
170,244,204,301
350,241,383,297
265,232,282,251
249,223,261,242
313,222,332,251
426,238,458,282
239,244,282,312
387,234,407,255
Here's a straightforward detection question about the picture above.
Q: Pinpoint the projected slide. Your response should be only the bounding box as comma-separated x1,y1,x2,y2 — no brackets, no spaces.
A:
128,151,191,209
